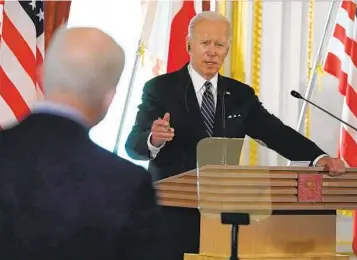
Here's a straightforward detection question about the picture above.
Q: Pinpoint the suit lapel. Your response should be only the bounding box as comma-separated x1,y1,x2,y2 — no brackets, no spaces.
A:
174,65,228,139
185,80,207,138
173,65,207,139
213,75,227,137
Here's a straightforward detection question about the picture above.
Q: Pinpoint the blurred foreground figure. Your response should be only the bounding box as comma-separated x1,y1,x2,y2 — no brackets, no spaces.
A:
0,27,167,260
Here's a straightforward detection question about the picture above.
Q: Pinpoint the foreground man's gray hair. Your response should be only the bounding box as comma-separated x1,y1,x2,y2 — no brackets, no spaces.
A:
43,26,125,105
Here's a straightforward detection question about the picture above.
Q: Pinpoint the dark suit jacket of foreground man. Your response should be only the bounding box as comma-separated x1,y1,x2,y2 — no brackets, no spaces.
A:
125,64,332,259
0,112,167,260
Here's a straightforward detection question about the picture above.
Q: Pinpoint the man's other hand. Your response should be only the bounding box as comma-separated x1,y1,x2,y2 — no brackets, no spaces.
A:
316,156,346,177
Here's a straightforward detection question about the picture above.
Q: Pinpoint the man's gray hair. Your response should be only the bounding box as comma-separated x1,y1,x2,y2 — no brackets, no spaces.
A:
187,11,231,39
43,26,125,105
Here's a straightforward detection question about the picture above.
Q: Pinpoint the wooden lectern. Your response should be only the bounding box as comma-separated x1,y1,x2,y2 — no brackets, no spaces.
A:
155,165,357,260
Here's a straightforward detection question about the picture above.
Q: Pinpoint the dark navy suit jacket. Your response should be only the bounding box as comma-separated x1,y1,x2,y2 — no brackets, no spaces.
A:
0,107,167,260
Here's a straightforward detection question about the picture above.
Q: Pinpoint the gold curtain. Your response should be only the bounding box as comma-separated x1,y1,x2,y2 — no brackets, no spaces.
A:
217,0,226,75
216,0,247,82
217,0,265,166
230,0,246,83
248,0,263,165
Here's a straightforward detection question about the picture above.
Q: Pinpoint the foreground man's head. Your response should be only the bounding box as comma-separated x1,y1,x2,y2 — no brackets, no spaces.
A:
43,26,125,127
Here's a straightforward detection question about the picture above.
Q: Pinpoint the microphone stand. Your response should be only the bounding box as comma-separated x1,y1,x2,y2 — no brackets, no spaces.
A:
221,212,250,260
220,138,227,165
112,41,141,155
292,93,357,132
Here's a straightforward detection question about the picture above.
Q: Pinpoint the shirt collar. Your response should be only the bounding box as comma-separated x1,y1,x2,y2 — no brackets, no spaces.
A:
188,63,218,93
32,101,87,127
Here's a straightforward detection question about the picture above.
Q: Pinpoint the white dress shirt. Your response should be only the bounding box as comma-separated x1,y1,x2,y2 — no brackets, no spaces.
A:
147,64,218,159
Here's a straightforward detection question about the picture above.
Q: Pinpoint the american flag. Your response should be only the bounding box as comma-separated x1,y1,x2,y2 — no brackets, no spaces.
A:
323,0,357,254
324,0,357,167
0,0,44,129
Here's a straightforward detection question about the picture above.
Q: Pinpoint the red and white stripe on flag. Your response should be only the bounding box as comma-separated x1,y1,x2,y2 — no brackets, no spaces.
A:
324,0,357,167
0,0,44,129
140,0,199,74
166,0,196,73
323,0,357,254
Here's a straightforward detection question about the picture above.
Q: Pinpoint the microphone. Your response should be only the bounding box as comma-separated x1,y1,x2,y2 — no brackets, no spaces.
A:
290,90,357,132
290,90,304,99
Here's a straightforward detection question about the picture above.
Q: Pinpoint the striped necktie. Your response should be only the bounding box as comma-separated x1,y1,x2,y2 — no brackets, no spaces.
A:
200,81,215,136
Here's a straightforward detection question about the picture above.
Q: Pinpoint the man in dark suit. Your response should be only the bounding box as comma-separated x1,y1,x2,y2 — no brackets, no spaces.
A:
0,27,167,260
125,11,345,260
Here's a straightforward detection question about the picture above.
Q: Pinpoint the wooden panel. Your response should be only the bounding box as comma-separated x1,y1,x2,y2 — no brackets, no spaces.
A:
155,166,357,259
159,198,197,208
323,187,357,194
199,186,297,194
155,166,357,210
198,178,297,186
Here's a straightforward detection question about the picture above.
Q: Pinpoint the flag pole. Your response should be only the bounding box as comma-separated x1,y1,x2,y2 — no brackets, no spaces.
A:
111,1,158,155
287,0,338,166
112,42,142,155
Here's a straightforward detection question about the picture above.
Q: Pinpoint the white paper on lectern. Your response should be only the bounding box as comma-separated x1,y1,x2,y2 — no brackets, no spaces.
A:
290,161,310,167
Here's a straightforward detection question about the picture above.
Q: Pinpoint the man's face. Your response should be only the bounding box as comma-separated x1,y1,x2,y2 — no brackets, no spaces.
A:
187,19,230,80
